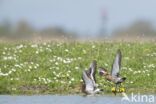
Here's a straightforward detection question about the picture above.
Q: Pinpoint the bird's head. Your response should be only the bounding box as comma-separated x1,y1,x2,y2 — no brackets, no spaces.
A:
99,67,108,76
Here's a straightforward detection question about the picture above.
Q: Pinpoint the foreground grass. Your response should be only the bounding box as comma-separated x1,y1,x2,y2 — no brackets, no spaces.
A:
0,41,155,95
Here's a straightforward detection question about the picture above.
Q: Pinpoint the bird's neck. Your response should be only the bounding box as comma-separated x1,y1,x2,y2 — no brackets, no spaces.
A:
103,73,110,76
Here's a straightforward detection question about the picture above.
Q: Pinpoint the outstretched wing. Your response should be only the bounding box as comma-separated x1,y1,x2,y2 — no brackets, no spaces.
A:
111,49,122,78
82,71,94,91
86,60,97,84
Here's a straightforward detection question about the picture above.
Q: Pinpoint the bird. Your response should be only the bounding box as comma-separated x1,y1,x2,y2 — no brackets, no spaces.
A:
82,60,103,95
99,49,126,95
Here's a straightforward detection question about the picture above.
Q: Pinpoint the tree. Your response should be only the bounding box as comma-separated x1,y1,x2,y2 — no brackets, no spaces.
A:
13,20,34,39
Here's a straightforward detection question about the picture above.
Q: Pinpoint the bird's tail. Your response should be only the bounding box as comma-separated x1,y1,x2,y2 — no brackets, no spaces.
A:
120,77,126,82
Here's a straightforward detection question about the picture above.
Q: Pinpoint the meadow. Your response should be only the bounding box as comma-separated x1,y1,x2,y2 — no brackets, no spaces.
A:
0,41,155,95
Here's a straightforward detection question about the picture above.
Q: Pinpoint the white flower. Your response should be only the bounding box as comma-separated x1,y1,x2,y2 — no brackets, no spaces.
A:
92,45,95,48
145,70,149,72
129,68,133,71
15,64,21,68
4,47,8,50
78,57,82,60
148,64,155,68
124,57,129,60
75,67,79,70
19,50,22,53
49,59,53,62
56,67,59,70
44,81,47,84
24,62,28,64
34,66,37,69
40,49,43,52
53,77,57,80
8,56,13,60
104,63,108,66
2,73,9,76
63,60,67,63
56,74,60,77
71,78,75,81
138,70,141,73
146,54,150,56
55,62,59,65
122,67,127,70
43,42,47,45
65,49,69,52
133,71,137,74
36,51,39,54
2,52,6,55
3,65,8,69
85,68,88,71
8,71,12,74
127,44,130,46
47,79,52,83
53,71,56,75
12,88,16,90
29,66,32,69
47,44,50,47
83,50,86,52
31,44,38,48
67,73,69,76
3,57,7,60
36,64,39,67
69,81,71,84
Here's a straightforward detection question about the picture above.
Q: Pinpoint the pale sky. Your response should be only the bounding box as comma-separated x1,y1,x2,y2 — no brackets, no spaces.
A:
0,0,156,35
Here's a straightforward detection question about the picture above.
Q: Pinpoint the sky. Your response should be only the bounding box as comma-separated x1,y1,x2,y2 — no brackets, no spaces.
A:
0,0,156,35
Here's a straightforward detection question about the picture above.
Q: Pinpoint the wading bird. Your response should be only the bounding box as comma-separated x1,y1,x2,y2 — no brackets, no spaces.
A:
82,60,103,95
99,49,126,95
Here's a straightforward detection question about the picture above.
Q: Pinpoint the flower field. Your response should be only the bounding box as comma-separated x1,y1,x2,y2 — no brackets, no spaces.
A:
0,41,155,94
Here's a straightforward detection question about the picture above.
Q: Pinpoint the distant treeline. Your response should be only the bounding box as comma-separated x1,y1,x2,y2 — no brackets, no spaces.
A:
0,20,156,41
0,20,77,40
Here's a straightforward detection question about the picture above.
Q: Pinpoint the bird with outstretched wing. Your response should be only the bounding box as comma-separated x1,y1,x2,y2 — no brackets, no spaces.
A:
99,49,126,95
82,60,103,95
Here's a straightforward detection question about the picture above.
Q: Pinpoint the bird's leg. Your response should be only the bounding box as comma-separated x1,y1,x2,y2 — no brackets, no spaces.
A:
119,83,121,93
115,84,117,96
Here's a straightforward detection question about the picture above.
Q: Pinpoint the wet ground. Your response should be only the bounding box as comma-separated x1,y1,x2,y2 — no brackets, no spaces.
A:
0,95,155,104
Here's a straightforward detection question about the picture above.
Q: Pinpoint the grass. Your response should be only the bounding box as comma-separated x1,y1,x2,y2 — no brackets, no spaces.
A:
0,41,155,95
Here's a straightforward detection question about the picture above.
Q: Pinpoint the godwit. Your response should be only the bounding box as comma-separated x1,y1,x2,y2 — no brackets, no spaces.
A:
82,60,103,95
99,49,126,95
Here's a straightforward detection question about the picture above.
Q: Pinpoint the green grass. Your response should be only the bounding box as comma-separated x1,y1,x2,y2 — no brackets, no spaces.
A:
0,41,155,95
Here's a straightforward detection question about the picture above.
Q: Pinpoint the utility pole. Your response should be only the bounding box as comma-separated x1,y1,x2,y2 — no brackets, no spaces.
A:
99,10,107,37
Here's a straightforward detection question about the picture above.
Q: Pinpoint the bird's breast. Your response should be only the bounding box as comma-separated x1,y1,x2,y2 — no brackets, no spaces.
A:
106,75,112,81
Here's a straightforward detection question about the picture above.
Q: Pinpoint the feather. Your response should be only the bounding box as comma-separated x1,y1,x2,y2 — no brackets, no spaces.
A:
111,49,122,78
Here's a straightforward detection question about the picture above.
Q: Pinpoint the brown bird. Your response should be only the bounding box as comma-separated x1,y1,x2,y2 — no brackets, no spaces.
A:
99,49,126,95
